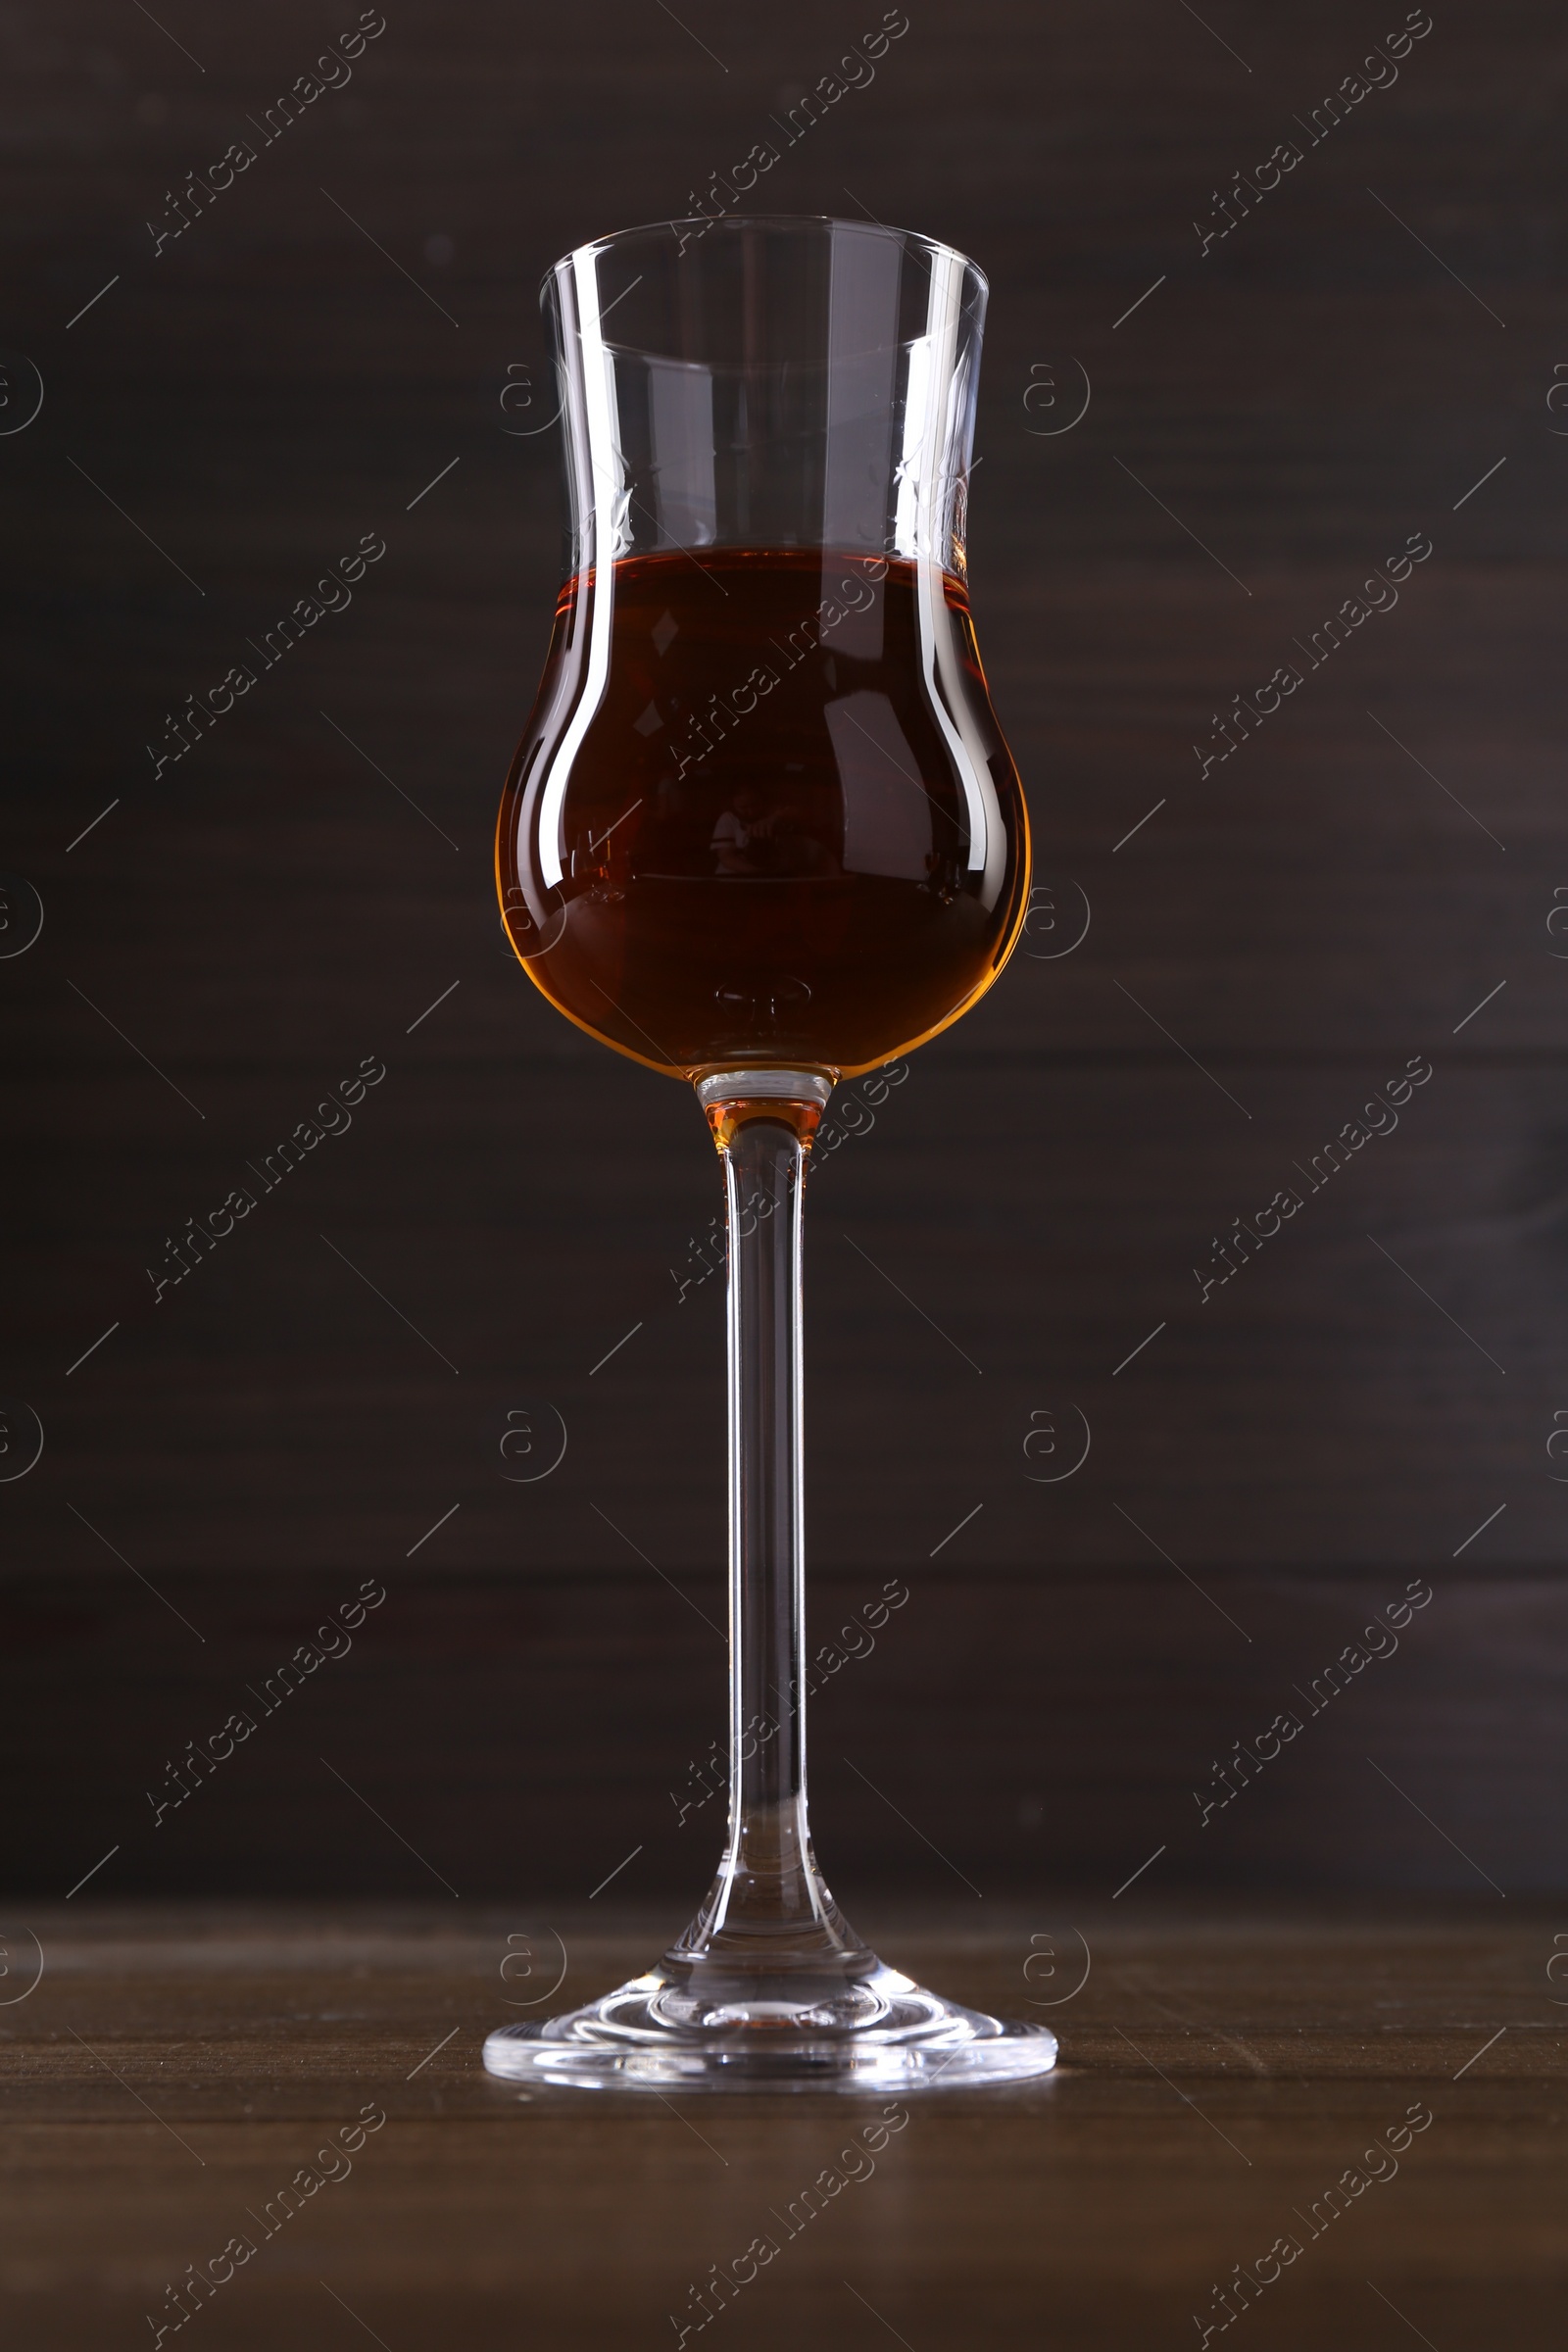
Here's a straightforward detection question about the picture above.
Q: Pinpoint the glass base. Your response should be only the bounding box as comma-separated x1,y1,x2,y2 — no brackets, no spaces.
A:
482,1955,1057,2092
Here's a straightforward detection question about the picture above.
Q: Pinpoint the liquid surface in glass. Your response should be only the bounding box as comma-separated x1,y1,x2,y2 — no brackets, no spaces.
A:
497,547,1029,1078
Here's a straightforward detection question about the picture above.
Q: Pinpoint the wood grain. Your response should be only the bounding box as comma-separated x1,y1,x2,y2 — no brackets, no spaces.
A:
0,1903,1561,2348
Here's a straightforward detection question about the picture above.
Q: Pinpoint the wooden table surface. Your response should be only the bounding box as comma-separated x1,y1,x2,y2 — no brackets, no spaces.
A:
3,1901,1562,2347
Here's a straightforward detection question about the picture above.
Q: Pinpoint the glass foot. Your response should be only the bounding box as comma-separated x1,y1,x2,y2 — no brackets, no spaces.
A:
482,1956,1057,2092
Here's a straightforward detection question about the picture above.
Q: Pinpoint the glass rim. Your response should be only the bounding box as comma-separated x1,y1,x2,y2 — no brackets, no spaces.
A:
539,213,988,303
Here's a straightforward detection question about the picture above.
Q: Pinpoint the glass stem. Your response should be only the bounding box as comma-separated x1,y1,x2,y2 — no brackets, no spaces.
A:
723,1111,815,1923
672,1078,862,1981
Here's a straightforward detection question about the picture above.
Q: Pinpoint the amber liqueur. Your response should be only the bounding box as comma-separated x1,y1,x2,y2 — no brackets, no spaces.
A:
497,546,1030,1079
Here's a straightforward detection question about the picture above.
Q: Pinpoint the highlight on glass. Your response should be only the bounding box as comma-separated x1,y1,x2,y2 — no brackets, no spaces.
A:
486,215,1053,2089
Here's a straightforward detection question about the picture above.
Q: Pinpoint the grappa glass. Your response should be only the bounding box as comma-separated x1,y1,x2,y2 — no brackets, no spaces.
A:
484,215,1054,2089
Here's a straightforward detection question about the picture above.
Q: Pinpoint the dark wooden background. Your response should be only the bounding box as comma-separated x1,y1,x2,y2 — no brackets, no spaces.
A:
3,0,1561,1903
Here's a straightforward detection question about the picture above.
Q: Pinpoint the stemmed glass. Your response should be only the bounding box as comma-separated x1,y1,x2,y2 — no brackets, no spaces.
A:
484,215,1055,2089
